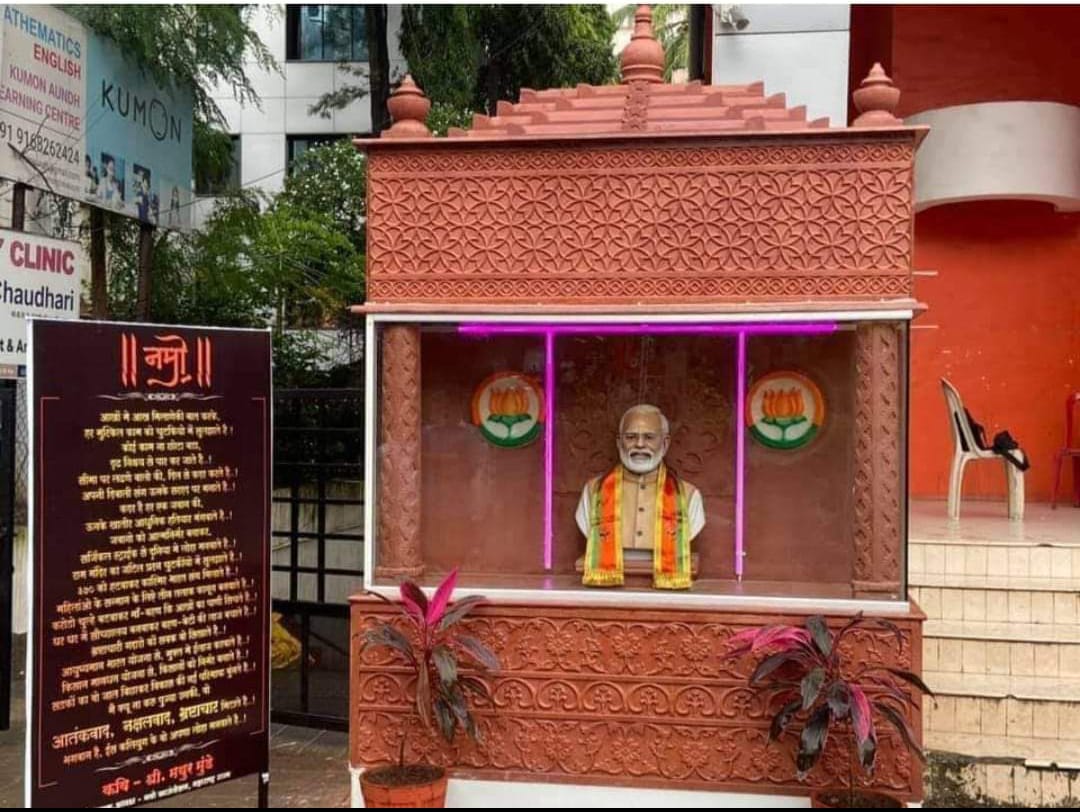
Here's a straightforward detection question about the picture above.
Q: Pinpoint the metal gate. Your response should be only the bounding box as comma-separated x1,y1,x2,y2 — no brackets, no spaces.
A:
271,388,364,730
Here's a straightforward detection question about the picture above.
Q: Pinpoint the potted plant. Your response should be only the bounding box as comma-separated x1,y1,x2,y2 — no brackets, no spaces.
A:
726,613,932,808
358,568,498,808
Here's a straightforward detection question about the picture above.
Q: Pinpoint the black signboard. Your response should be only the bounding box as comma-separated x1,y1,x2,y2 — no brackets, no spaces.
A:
27,320,270,808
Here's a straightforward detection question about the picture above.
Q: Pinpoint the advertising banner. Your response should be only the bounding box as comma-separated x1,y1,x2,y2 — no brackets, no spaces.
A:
0,5,193,230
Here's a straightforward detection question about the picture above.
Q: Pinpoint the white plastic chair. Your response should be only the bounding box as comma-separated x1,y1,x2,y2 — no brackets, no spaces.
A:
941,378,1024,520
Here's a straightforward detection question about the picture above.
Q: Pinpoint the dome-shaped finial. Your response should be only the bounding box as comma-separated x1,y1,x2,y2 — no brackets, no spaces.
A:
620,5,665,84
852,63,901,127
383,74,432,138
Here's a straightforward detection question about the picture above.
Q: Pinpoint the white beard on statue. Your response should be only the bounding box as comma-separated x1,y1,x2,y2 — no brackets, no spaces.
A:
619,446,664,475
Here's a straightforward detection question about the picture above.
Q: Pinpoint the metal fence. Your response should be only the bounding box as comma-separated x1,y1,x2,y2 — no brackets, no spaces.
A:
271,388,364,730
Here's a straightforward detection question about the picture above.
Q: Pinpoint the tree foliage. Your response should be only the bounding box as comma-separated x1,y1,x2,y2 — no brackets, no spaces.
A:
105,142,366,385
64,4,276,124
277,140,367,253
108,141,365,329
401,4,618,117
314,4,618,129
68,7,367,384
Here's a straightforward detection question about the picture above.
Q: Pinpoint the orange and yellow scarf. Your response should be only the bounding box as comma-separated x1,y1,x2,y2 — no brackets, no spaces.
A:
583,464,691,590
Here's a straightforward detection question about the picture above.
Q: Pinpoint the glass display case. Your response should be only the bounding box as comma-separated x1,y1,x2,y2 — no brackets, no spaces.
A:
368,316,908,602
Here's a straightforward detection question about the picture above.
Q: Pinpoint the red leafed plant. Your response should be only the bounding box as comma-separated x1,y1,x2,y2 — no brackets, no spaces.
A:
726,613,932,806
363,567,498,744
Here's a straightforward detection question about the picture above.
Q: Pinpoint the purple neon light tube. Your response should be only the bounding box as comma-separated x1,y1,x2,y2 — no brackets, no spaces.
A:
735,331,747,581
459,322,837,336
543,330,555,571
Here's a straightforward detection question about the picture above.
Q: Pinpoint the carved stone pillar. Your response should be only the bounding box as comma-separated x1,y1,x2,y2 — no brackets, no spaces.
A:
375,325,424,578
853,322,903,596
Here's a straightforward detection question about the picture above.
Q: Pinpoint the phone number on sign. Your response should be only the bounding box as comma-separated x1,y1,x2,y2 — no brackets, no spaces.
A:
0,121,80,165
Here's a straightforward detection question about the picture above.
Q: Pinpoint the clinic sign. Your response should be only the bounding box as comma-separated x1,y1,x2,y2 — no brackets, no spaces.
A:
0,228,84,378
0,5,193,230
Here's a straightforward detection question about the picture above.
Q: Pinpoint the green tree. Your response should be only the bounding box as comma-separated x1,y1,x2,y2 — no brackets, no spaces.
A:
64,7,364,384
426,102,476,138
464,4,618,114
611,4,688,82
277,140,368,254
105,194,269,327
108,145,365,331
315,5,618,130
251,201,364,332
106,199,364,387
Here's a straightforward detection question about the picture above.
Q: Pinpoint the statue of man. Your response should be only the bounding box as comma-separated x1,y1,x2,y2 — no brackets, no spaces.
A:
576,404,704,589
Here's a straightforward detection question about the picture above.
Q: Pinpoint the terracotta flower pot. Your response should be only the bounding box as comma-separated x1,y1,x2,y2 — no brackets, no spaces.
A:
812,788,903,808
360,764,448,808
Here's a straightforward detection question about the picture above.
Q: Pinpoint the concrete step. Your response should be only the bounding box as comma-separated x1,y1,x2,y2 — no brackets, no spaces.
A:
910,540,1080,582
910,584,1080,625
922,673,1080,763
924,623,1080,678
911,571,1080,591
925,670,1080,702
925,688,1080,764
925,755,1080,807
912,502,1080,801
925,618,1080,644
927,728,1080,769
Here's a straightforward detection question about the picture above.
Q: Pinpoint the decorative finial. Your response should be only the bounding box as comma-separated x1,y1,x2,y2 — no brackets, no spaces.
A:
852,63,901,127
383,74,432,138
619,5,665,84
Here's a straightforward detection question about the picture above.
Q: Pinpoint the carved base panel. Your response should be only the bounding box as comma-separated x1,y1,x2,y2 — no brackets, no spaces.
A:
350,599,924,801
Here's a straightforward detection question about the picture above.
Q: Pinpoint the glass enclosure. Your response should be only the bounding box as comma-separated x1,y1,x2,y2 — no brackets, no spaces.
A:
372,319,908,601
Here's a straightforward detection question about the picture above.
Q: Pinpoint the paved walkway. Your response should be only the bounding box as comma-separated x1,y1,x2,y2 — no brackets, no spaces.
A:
0,681,351,808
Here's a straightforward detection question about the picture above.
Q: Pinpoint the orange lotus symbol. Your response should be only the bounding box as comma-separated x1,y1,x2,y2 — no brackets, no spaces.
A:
747,372,824,451
762,387,807,435
471,371,544,448
486,383,532,438
489,384,529,419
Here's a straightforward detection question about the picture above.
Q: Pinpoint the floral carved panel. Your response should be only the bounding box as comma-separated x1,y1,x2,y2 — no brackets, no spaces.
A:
853,323,903,595
350,600,924,800
365,137,917,304
376,325,423,577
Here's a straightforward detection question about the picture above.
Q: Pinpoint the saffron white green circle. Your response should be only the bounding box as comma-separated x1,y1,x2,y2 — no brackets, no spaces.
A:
470,372,545,448
745,371,826,450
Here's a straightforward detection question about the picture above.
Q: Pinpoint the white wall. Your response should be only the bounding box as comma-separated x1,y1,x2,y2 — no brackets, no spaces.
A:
710,4,850,126
197,4,406,225
907,101,1080,213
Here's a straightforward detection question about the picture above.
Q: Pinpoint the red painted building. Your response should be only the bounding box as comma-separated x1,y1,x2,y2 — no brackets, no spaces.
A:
708,4,1080,503
856,4,1080,503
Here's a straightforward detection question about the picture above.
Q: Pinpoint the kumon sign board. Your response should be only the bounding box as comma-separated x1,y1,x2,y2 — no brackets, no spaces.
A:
0,5,194,230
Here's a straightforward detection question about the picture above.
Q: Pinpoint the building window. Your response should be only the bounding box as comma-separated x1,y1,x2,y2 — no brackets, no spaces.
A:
195,136,241,195
286,134,344,173
286,5,368,62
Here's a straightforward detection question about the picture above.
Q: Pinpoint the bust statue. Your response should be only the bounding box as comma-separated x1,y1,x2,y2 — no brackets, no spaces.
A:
575,404,704,589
